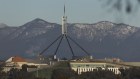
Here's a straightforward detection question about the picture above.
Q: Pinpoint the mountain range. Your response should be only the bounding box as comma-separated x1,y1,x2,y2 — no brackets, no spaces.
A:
0,18,140,61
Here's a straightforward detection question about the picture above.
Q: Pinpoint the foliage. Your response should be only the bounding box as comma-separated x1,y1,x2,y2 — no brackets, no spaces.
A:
0,63,44,79
21,64,28,72
101,0,140,14
1,62,140,79
7,68,35,79
51,68,76,79
119,67,140,79
31,61,71,79
0,63,7,79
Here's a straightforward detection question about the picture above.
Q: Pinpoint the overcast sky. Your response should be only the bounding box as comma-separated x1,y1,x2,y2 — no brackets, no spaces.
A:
0,0,140,27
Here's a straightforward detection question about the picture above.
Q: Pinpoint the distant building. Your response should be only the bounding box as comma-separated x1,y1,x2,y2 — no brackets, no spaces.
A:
3,56,27,72
70,61,130,74
3,56,48,72
123,62,140,67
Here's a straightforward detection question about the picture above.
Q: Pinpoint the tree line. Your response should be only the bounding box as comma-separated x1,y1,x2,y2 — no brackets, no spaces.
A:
1,64,140,79
0,64,45,79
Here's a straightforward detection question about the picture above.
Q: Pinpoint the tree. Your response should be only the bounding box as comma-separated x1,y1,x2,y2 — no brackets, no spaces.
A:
7,67,36,79
119,67,140,79
100,0,140,14
0,64,3,72
51,68,76,79
100,0,140,23
0,63,7,79
21,64,28,72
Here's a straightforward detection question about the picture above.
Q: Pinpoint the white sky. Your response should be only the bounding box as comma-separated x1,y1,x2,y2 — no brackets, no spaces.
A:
0,0,140,27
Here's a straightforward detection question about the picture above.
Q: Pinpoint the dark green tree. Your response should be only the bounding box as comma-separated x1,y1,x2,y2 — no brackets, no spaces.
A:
119,67,140,79
100,0,140,14
21,64,28,72
7,67,36,79
0,63,8,79
51,68,76,79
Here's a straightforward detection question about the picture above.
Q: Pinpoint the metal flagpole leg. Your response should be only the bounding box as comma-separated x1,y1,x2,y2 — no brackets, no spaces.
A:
67,35,90,56
39,35,63,55
65,35,75,57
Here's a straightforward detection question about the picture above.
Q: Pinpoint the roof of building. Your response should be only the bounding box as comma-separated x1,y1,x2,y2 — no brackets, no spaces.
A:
6,56,26,62
70,60,135,68
12,56,26,62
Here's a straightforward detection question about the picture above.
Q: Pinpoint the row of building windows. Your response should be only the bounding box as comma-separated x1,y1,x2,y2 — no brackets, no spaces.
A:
75,67,121,74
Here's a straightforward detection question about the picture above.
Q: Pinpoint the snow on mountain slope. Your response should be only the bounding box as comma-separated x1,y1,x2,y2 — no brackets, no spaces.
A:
0,19,140,61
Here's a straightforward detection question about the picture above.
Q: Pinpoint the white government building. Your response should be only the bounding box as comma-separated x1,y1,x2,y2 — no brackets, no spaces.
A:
70,61,130,74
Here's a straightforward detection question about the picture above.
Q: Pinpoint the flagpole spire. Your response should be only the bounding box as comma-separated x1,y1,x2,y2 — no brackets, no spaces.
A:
64,4,65,16
62,1,67,35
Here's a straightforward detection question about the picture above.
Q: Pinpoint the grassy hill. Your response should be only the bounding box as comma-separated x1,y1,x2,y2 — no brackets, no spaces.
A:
31,61,70,79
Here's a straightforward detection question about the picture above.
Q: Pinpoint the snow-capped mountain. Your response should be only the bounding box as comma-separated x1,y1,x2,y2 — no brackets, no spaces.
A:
5,18,59,40
0,18,140,61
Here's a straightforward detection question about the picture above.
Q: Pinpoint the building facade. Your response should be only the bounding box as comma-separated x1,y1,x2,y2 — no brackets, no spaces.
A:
3,56,48,72
70,61,128,74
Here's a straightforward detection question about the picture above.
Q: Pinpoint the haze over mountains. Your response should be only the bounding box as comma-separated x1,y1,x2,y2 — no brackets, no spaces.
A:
0,18,140,61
